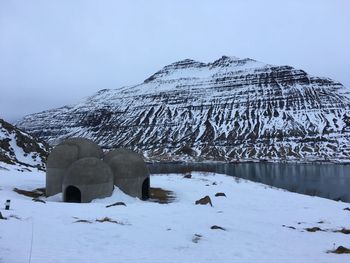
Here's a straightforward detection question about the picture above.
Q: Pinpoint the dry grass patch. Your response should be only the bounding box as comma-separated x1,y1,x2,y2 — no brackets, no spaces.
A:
149,187,175,204
13,187,45,198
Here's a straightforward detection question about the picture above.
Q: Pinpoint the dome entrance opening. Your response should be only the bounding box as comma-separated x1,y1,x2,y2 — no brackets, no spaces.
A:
142,177,150,200
65,186,81,203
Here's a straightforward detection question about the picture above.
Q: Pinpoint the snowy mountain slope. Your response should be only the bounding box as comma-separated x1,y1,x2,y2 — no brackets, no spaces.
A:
0,118,48,171
1,171,350,263
17,56,350,162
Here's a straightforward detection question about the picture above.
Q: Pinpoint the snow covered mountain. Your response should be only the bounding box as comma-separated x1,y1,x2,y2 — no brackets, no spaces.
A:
0,118,48,171
17,56,350,162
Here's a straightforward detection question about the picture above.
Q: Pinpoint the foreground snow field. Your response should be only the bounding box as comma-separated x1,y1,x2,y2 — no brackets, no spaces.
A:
0,170,349,263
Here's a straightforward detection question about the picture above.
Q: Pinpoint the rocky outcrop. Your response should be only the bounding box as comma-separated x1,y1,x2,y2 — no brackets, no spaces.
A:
0,118,49,171
17,56,350,162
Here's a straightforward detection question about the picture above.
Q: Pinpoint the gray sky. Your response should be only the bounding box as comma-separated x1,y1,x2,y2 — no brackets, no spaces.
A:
1,0,349,122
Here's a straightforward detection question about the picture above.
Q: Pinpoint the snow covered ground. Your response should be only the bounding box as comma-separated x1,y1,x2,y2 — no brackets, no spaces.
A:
0,170,349,263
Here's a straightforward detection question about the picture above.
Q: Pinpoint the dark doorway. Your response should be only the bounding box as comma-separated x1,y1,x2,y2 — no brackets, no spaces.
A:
142,177,150,200
65,186,81,203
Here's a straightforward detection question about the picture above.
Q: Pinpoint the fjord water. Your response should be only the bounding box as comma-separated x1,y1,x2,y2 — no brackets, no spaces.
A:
148,162,350,203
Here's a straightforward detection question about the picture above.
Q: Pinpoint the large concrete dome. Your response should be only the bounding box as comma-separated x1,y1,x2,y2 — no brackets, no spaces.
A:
46,138,103,196
63,157,113,203
104,149,150,199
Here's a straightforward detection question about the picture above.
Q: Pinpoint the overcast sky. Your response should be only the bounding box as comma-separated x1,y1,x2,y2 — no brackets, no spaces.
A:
0,0,349,122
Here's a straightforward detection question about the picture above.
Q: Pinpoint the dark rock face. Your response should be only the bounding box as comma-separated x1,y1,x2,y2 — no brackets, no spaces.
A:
0,118,49,171
17,56,350,162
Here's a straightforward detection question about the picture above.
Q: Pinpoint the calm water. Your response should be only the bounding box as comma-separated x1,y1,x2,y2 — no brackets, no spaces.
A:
148,162,350,203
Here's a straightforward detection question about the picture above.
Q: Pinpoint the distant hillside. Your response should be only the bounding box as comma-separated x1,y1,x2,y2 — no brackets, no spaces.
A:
0,118,49,171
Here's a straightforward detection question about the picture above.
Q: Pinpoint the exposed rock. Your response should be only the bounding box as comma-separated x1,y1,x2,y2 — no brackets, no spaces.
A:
211,225,226,231
334,228,350,234
106,202,127,208
183,174,192,179
32,198,46,203
305,227,324,232
282,225,296,230
195,195,213,206
215,192,226,197
16,56,350,162
329,246,350,254
74,219,92,224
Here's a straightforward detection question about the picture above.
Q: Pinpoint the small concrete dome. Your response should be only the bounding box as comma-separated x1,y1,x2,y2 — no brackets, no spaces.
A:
104,149,150,199
59,137,103,159
63,157,113,203
47,144,79,169
46,137,103,197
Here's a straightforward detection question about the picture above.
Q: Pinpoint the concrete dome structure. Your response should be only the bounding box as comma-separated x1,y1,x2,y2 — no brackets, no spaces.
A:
63,157,113,203
104,149,150,200
46,138,103,196
46,138,150,203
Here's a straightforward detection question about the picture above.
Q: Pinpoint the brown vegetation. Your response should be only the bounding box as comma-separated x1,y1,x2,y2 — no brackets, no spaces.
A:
149,187,175,204
13,187,45,198
195,196,213,207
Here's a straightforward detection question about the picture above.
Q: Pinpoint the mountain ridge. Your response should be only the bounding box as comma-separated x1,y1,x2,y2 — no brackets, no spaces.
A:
17,56,350,162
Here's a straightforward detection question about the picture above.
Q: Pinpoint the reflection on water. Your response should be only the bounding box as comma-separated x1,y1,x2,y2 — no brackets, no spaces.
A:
148,162,350,203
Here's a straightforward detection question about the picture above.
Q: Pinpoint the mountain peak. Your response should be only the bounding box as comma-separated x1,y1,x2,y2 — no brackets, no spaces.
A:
210,55,260,68
144,58,207,83
168,58,205,67
144,56,265,83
